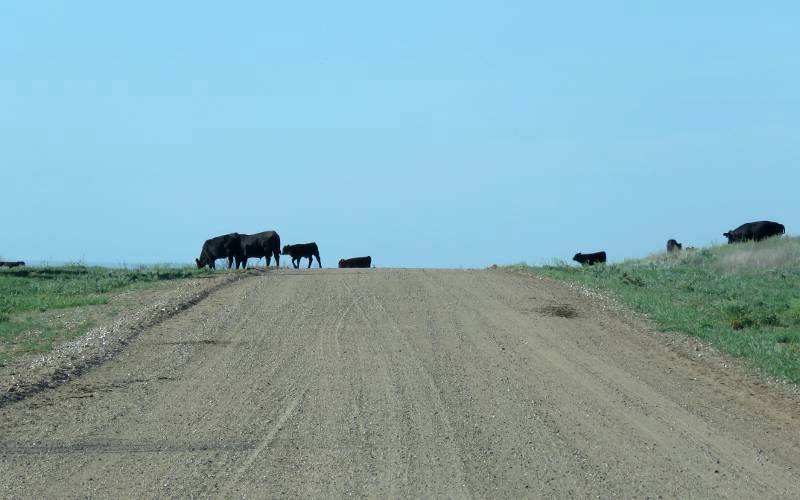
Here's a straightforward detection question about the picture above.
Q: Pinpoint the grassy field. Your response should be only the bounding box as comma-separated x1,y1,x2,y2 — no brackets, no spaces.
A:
0,265,213,367
509,236,800,384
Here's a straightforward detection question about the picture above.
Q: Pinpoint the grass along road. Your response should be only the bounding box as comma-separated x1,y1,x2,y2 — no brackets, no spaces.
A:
0,265,212,367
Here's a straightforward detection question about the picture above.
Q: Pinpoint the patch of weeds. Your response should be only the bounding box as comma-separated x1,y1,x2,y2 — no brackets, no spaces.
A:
621,272,645,287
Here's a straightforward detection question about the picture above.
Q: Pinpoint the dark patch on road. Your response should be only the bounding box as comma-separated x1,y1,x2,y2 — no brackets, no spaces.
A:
539,304,579,318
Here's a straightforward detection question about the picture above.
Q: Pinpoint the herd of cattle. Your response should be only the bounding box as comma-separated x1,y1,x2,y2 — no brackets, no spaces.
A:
0,221,789,271
195,231,372,270
572,220,787,266
200,220,786,270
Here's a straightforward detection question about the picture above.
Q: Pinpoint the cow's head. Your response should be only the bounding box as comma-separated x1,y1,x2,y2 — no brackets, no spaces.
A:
196,257,205,269
338,259,346,268
723,231,735,244
572,253,583,263
281,245,290,255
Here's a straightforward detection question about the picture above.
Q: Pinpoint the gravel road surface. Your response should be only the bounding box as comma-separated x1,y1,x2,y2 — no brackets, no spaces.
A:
1,269,798,498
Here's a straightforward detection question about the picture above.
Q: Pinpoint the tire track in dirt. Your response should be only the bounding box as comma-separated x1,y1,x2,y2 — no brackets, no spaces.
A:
218,388,308,497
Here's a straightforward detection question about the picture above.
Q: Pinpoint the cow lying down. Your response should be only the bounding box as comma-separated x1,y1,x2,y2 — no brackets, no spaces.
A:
338,256,372,268
573,251,606,265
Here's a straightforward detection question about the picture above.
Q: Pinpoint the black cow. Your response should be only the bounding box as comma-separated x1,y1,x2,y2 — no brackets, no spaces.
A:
723,221,785,244
0,261,25,268
338,256,372,268
573,251,606,265
282,242,322,269
196,233,243,269
666,239,682,253
238,231,281,269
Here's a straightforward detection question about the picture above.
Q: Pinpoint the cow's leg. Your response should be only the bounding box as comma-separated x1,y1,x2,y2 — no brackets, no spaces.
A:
293,258,299,269
265,255,271,268
274,251,280,268
307,256,312,269
315,254,322,268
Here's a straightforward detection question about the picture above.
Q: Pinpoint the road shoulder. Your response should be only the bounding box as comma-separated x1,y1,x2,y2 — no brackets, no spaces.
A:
0,272,250,407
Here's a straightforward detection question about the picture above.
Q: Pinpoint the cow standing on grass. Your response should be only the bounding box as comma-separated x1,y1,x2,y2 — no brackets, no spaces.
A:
666,239,683,253
282,243,322,269
723,221,785,244
573,251,606,266
196,233,243,269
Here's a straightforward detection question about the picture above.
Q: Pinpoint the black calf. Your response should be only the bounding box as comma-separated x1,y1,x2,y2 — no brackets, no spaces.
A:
573,251,606,266
282,242,322,269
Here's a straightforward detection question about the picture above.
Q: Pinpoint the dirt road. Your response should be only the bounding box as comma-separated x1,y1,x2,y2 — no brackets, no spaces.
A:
1,269,799,498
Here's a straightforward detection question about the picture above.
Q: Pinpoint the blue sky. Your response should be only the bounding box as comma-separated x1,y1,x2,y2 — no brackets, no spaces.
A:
2,2,798,267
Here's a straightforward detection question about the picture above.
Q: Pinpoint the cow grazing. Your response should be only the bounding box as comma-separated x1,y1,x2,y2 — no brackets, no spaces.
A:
666,239,682,253
723,221,785,244
338,256,372,268
238,231,281,269
0,261,25,268
282,242,322,269
195,233,243,269
573,251,607,265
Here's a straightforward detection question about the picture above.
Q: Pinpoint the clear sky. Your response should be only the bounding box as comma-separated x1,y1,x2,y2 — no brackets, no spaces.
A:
2,2,798,267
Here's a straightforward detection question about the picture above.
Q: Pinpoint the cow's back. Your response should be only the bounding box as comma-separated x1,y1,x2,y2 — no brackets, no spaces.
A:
203,234,234,256
197,233,241,268
240,231,280,257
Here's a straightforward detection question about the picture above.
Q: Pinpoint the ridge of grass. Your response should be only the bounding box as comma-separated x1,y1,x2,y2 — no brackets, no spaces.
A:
0,264,213,366
509,237,800,384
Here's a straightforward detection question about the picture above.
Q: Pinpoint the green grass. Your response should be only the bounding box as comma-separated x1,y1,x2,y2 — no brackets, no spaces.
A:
509,236,800,384
0,264,213,366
